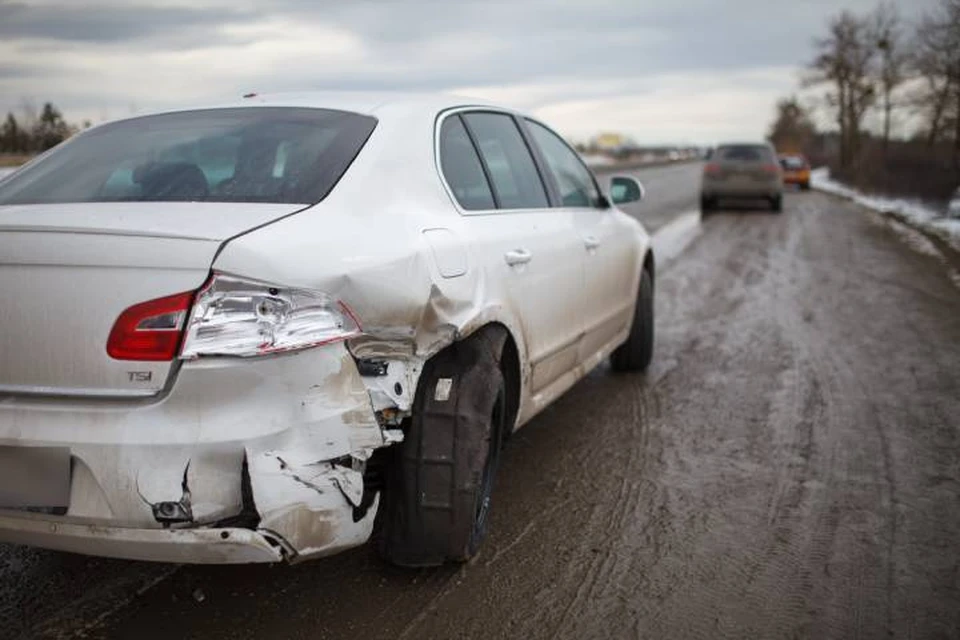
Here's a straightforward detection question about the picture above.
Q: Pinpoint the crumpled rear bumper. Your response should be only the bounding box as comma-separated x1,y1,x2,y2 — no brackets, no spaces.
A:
0,512,284,563
0,342,388,564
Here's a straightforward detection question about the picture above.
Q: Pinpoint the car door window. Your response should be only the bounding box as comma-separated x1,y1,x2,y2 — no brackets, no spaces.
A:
439,115,496,210
526,120,600,208
462,112,549,210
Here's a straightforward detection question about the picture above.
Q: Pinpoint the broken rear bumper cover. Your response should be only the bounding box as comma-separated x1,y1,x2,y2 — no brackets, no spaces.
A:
0,512,286,563
0,343,393,564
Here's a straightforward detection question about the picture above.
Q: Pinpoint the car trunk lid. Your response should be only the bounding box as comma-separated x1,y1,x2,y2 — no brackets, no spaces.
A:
0,202,305,398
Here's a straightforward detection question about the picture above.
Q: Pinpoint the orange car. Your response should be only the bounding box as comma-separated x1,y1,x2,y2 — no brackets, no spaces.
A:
778,153,811,190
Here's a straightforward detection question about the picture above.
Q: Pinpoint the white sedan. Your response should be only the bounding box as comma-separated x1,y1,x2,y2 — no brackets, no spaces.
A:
0,92,654,566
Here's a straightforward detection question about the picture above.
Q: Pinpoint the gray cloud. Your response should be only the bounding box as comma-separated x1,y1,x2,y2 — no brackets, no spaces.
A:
0,2,258,43
0,0,941,141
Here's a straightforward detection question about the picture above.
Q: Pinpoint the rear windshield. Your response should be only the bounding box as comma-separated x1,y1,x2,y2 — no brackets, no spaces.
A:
780,156,806,170
0,108,377,206
717,145,773,162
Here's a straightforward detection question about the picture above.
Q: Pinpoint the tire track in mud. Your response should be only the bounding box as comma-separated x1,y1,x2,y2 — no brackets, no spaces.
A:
797,195,960,637
548,386,657,639
660,208,821,636
745,193,960,638
520,379,658,639
789,199,913,635
730,205,853,637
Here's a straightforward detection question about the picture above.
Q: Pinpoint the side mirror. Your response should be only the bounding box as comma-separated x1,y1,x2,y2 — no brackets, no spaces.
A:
609,175,645,205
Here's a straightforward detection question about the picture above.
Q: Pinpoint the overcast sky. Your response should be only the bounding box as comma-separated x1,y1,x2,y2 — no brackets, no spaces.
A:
0,0,935,145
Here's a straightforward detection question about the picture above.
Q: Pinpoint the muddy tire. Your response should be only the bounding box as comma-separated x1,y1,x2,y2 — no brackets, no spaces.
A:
611,269,654,373
378,333,506,567
700,194,715,215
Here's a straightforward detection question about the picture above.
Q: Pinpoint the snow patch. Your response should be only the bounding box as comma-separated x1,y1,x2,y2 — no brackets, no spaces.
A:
0,167,16,180
880,217,943,259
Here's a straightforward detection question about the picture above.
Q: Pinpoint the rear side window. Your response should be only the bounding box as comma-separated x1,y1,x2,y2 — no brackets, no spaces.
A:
0,108,377,205
439,116,495,211
461,112,548,210
717,145,773,162
526,120,600,208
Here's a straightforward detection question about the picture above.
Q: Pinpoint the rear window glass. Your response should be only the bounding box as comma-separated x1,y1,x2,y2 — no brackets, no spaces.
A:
0,108,376,206
717,145,773,162
779,156,806,170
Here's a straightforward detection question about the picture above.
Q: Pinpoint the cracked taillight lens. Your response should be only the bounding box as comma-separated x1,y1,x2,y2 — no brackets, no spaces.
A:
179,273,361,359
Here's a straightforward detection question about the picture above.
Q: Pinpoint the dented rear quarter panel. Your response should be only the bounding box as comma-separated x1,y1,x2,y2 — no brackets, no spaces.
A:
213,100,535,417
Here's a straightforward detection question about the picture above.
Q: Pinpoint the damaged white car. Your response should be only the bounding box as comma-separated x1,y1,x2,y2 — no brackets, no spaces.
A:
0,93,654,566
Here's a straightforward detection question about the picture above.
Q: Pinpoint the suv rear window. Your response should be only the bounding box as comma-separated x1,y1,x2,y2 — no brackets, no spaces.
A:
0,108,377,206
717,145,773,162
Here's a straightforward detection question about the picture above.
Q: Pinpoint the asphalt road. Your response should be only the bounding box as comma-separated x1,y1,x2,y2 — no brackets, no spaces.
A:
4,163,960,639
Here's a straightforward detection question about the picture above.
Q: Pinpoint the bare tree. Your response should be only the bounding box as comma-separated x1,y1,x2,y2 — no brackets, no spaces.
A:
767,96,817,152
806,11,877,172
912,0,960,164
870,3,908,154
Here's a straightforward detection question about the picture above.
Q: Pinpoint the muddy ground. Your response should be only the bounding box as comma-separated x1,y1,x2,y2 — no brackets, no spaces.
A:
3,164,959,639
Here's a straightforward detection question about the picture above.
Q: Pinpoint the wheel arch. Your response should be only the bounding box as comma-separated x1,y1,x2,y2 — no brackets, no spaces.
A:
455,322,522,441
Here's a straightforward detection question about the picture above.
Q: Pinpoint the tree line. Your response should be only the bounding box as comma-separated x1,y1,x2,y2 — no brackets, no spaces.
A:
0,102,79,154
769,0,960,200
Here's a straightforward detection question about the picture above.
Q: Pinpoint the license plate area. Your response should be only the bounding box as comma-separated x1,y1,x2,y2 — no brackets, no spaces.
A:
0,446,71,508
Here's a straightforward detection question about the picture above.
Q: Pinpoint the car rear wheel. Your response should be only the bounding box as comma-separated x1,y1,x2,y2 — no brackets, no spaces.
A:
800,181,811,191
378,334,505,567
700,195,715,215
611,269,654,373
770,195,783,212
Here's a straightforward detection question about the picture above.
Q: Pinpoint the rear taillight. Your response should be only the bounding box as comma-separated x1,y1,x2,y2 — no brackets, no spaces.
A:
106,291,194,361
180,274,361,359
761,163,780,174
108,274,362,361
704,163,721,176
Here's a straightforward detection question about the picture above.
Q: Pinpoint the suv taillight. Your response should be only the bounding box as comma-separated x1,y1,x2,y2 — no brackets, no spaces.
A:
106,291,194,361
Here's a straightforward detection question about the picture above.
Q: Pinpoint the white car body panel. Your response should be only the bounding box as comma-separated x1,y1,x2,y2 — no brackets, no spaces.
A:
0,92,651,563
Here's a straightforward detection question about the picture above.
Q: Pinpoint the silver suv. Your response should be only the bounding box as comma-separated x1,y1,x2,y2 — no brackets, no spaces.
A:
701,143,784,213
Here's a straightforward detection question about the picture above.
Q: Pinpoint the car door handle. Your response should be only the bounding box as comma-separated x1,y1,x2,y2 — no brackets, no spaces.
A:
584,236,601,250
504,249,532,266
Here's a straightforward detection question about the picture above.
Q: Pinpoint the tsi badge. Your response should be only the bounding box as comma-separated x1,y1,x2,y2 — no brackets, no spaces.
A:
127,371,153,383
